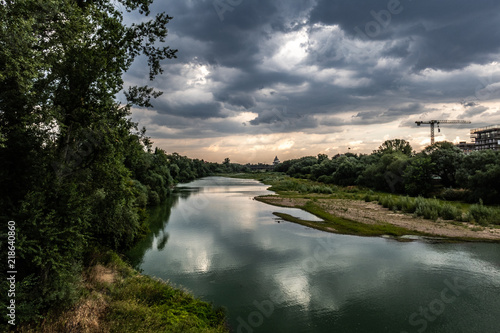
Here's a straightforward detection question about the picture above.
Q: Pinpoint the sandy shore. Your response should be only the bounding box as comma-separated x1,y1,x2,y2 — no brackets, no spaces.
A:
257,195,500,241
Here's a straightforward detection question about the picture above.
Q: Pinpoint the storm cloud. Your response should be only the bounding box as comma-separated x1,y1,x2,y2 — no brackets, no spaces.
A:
123,0,500,162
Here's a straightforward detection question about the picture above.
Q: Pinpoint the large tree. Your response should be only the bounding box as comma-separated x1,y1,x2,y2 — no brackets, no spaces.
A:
423,141,464,188
375,139,413,157
0,0,176,322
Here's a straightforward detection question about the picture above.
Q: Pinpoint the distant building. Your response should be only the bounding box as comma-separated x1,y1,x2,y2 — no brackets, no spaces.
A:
273,156,280,165
470,125,500,151
456,141,476,154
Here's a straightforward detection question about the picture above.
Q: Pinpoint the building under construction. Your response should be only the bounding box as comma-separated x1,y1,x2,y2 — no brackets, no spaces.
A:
470,125,500,151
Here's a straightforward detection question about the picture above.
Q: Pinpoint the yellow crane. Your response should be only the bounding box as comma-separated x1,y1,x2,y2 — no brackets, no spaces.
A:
415,120,471,145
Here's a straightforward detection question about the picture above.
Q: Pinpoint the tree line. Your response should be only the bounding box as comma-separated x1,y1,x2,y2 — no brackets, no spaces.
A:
275,139,500,204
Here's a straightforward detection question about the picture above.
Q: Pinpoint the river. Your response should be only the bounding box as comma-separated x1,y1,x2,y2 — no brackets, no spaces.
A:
127,177,500,333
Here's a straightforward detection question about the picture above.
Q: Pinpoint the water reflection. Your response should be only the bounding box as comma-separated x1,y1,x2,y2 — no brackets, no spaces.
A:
127,177,500,333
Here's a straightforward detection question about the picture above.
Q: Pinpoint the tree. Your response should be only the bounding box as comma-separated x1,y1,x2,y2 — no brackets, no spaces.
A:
456,150,500,204
331,156,364,186
317,153,328,163
403,154,435,196
0,0,177,322
375,139,413,156
358,152,409,193
423,141,463,188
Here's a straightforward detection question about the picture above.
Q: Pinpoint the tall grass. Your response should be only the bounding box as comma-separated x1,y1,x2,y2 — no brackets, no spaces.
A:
467,200,500,226
249,173,500,226
377,195,500,225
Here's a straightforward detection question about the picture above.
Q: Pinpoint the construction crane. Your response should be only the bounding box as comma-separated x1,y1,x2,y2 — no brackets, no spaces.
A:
415,120,471,145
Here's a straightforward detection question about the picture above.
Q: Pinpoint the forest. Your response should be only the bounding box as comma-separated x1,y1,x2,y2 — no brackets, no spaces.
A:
275,139,500,205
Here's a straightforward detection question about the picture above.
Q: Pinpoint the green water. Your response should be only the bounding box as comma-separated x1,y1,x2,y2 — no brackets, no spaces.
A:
127,177,500,333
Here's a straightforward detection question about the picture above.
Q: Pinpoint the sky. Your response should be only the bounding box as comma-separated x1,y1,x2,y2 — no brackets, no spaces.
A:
123,0,500,164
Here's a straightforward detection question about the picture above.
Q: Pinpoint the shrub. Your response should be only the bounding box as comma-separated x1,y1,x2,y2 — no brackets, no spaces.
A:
317,175,334,184
399,196,416,213
414,196,440,221
318,185,334,194
467,200,498,226
440,204,461,220
379,195,393,209
440,188,468,202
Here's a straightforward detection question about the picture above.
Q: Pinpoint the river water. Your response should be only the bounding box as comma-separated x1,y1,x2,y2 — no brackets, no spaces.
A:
127,177,500,333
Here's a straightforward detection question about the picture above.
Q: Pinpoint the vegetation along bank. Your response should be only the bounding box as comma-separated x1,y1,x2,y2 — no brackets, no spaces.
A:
239,173,500,242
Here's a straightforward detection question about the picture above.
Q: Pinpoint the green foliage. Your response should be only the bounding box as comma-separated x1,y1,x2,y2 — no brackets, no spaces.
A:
375,139,413,156
107,274,227,333
358,152,409,193
423,142,463,187
440,188,468,202
413,196,440,221
0,0,216,325
276,140,500,205
331,156,365,186
265,176,336,194
440,203,462,221
467,200,500,226
403,154,435,196
375,194,500,225
456,150,500,204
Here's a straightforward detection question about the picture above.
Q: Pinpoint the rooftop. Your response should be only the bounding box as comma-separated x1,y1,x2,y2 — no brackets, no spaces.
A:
470,125,500,134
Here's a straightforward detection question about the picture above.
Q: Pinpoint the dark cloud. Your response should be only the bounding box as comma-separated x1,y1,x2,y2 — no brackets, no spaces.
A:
122,0,500,142
350,103,433,125
152,99,225,119
249,106,318,132
214,92,256,109
310,0,500,71
459,102,489,118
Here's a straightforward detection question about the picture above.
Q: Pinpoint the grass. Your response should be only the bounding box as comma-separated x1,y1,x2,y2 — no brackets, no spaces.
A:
307,200,426,237
235,172,500,240
245,172,500,226
377,195,500,225
16,251,228,333
259,196,428,239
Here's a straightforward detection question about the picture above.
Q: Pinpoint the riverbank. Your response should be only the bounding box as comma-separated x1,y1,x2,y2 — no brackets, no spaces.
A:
237,173,500,241
257,195,500,241
16,251,228,333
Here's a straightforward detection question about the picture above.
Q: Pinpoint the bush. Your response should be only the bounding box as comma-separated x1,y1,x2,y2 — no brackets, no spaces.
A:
413,196,440,221
467,200,499,226
379,195,393,209
317,175,334,184
148,190,161,206
440,188,468,202
399,196,416,213
440,204,462,220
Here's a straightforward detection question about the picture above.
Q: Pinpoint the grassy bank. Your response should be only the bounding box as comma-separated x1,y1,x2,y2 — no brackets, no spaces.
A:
235,172,500,240
375,195,500,225
239,172,500,225
258,197,428,238
16,251,228,333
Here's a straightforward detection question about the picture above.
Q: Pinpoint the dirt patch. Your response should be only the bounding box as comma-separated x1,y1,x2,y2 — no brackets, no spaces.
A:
23,265,117,333
91,264,115,284
258,195,500,241
59,292,109,333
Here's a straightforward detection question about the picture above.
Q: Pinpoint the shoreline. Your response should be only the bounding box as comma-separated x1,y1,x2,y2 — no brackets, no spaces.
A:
15,251,228,333
255,194,500,242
